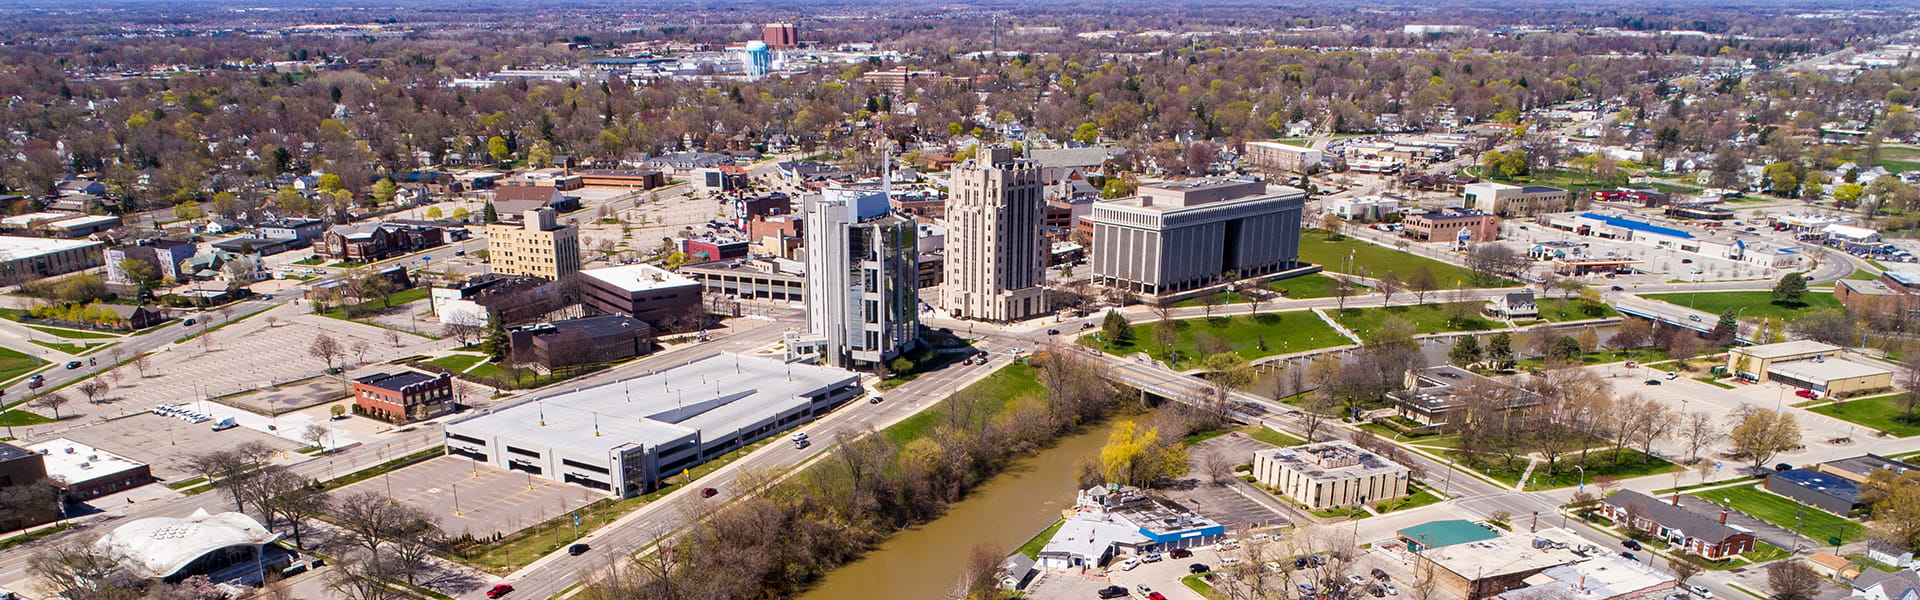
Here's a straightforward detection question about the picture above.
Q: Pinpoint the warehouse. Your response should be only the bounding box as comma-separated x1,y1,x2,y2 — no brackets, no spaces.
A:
443,353,861,497
0,236,104,285
1727,341,1893,397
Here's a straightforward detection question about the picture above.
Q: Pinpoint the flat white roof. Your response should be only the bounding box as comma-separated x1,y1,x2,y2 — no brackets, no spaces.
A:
97,509,277,579
1770,358,1892,384
580,263,699,293
448,353,857,458
1735,340,1842,359
0,212,76,226
25,438,147,485
0,235,101,261
1420,527,1589,579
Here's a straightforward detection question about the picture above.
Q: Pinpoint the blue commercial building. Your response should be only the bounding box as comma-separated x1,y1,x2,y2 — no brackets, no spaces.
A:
1765,469,1862,515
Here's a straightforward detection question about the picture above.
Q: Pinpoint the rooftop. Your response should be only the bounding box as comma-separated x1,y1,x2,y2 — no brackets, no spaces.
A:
1261,441,1409,482
1768,357,1892,383
0,441,33,463
1838,279,1902,296
580,264,700,293
1398,519,1500,550
1732,340,1841,359
1601,490,1748,542
1417,527,1590,579
447,353,857,459
1821,454,1920,479
25,438,146,486
1887,271,1920,286
1038,513,1149,560
1507,554,1675,600
96,509,278,579
1771,469,1860,504
1574,212,1695,240
354,371,447,393
1520,185,1565,194
1389,366,1540,415
0,236,102,260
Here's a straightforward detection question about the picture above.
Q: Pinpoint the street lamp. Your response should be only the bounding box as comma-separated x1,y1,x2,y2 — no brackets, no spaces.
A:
1574,465,1587,492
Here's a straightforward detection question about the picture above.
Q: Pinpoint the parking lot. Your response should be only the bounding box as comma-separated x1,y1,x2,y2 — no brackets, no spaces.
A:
336,455,600,539
1166,433,1295,533
49,412,298,481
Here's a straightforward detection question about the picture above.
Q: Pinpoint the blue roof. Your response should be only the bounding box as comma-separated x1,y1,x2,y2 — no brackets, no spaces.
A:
1577,212,1694,240
1771,469,1860,503
1397,520,1500,549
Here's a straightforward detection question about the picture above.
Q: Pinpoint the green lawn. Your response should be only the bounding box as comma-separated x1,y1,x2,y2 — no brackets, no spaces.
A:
1183,574,1224,600
1296,231,1493,287
883,362,1044,446
1526,449,1678,491
1268,273,1366,299
1639,291,1842,321
1649,182,1704,195
0,346,45,385
1085,312,1350,369
1514,348,1668,371
1375,484,1444,513
1807,393,1920,437
0,409,55,426
424,354,487,373
25,325,118,339
1437,450,1527,487
1847,269,1884,281
292,257,327,265
1017,519,1065,559
1242,425,1307,447
28,339,92,355
1690,484,1866,543
1534,298,1619,322
1331,303,1504,338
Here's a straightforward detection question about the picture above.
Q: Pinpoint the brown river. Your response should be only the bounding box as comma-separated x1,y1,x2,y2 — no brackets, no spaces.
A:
797,416,1130,600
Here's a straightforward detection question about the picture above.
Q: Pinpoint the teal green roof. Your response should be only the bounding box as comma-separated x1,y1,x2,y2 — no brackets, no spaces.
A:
1396,520,1498,549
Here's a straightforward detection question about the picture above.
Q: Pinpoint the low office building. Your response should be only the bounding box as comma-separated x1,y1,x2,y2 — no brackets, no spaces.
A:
1836,272,1920,320
1327,196,1402,221
1766,469,1863,515
1252,441,1410,510
26,439,152,501
105,240,197,284
1388,366,1541,426
1495,554,1677,600
1817,454,1920,484
1413,527,1591,600
1088,178,1308,301
0,442,57,531
443,353,861,497
431,274,572,327
95,509,283,583
0,236,104,285
679,257,807,303
252,218,326,243
1244,141,1324,173
1598,490,1754,559
577,264,704,325
1465,182,1572,217
1726,340,1894,396
507,315,654,373
1402,208,1498,244
681,237,749,262
352,371,455,423
576,169,665,189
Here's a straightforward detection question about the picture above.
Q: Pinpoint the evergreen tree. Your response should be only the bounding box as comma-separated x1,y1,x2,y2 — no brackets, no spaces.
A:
485,316,508,361
1487,332,1514,370
1449,335,1483,367
1771,272,1808,305
1549,336,1584,363
1102,309,1133,342
1711,310,1739,345
483,202,498,224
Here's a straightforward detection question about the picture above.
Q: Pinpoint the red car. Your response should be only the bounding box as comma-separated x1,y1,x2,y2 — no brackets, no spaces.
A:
1795,389,1819,399
486,584,514,599
1149,593,1168,600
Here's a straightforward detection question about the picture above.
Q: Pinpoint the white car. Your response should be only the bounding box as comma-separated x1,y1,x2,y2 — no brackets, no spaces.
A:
1117,557,1141,571
1140,552,1164,563
1689,586,1712,599
790,432,808,442
1220,557,1245,567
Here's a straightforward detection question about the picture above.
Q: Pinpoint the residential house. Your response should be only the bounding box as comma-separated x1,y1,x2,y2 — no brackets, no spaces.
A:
1485,291,1538,319
101,305,166,330
318,223,446,261
1807,552,1853,578
1867,540,1915,570
1851,569,1920,600
1598,491,1755,560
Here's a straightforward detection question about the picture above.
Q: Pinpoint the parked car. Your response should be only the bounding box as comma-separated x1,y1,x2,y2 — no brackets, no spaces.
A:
1372,587,1386,597
1795,389,1818,399
1098,585,1131,599
1620,552,1638,561
1383,583,1398,596
486,585,514,599
1775,463,1794,472
1117,557,1141,571
1372,568,1390,581
1689,585,1713,598
701,487,718,498
1221,557,1245,567
1137,585,1155,595
1294,557,1310,569
1300,584,1318,594
1140,552,1164,563
1622,540,1642,551
1190,564,1211,574
1147,593,1167,600
1171,548,1193,559
1644,379,1662,386
1347,575,1368,586
568,544,590,556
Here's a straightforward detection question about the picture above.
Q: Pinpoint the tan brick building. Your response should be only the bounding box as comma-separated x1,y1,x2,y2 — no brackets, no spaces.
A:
487,208,580,280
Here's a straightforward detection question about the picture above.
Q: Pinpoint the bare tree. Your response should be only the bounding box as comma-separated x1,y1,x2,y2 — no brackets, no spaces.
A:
385,329,403,348
445,322,482,346
132,354,151,378
1669,558,1702,586
301,424,330,450
29,393,69,420
1680,411,1723,464
1407,266,1437,305
1203,451,1236,486
1377,272,1402,307
325,560,406,600
310,333,342,371
265,316,279,328
1332,276,1356,312
77,379,108,405
1766,561,1821,600
28,537,148,600
956,542,1007,600
352,341,372,367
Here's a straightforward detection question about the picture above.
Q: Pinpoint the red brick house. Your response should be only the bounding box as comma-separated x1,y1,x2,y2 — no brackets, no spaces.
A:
352,371,455,423
1599,490,1755,559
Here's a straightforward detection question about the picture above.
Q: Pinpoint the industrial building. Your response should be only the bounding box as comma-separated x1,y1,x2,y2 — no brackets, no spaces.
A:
1726,340,1894,397
1251,441,1409,510
794,187,919,369
943,147,1050,322
443,353,862,497
1088,178,1308,301
1464,182,1572,217
0,236,104,285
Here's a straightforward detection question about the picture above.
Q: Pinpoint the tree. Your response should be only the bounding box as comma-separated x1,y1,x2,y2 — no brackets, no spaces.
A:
1200,291,1224,318
1710,310,1738,345
485,316,509,361
1486,333,1514,370
1901,353,1920,425
1862,469,1920,550
1202,451,1235,486
1331,276,1356,311
1449,335,1483,367
1765,561,1821,600
1728,406,1800,474
1407,266,1437,305
482,202,498,224
1465,243,1520,286
172,200,203,222
1099,420,1184,488
1680,411,1723,464
370,178,398,207
77,380,108,405
1152,319,1180,361
309,333,342,371
30,393,69,420
445,322,483,346
1574,326,1600,353
119,258,159,294
487,135,511,163
1377,272,1402,307
1791,310,1859,346
1548,335,1583,363
1668,558,1703,586
132,354,151,378
29,538,147,600
1772,272,1808,306
1320,213,1345,236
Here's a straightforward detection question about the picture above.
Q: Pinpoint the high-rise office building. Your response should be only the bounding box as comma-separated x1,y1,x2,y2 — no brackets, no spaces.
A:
1088,178,1307,300
942,147,1049,322
792,187,919,369
763,23,798,49
487,208,581,281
